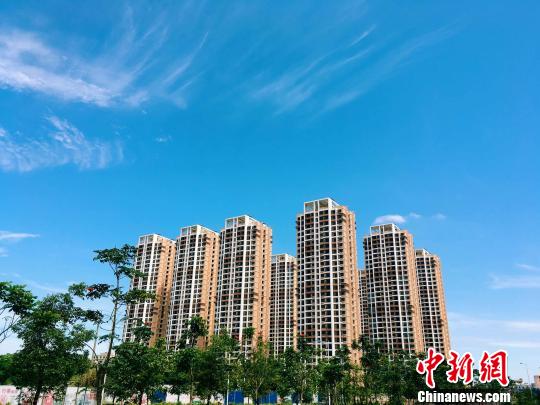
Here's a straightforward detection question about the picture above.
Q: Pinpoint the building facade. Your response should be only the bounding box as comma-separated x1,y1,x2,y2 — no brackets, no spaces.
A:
269,254,297,355
166,225,220,349
123,234,176,346
415,248,451,356
214,215,272,352
363,224,424,353
358,269,369,338
296,198,362,360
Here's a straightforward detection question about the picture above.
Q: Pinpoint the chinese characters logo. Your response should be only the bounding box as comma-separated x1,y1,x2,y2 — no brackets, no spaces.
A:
416,348,508,389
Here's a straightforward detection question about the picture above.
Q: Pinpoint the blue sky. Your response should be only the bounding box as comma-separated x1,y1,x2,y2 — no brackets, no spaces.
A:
1,1,539,381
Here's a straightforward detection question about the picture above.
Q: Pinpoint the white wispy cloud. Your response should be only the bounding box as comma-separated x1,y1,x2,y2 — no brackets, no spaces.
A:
0,116,123,172
0,127,7,137
0,30,114,106
323,26,455,112
0,230,39,242
155,135,172,143
0,4,455,114
516,263,540,272
250,19,455,114
372,211,443,225
448,311,540,378
2,271,66,293
0,230,39,257
373,214,407,225
250,27,377,113
0,13,207,109
488,262,540,289
489,274,540,289
448,312,540,333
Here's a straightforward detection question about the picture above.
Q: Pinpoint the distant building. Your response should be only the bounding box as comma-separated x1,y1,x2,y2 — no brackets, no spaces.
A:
93,351,115,364
269,254,297,355
415,248,451,356
358,269,369,338
534,375,540,389
213,215,272,353
296,198,361,360
166,225,220,349
363,224,424,353
123,234,176,346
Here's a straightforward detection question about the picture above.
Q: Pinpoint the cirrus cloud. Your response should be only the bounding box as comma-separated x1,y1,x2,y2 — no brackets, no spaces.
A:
0,116,123,172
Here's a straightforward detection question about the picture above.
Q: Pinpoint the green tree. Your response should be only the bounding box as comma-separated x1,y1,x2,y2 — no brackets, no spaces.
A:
169,347,203,405
167,316,210,404
10,293,94,405
0,353,13,384
277,337,319,404
381,351,424,405
178,315,209,349
105,324,169,405
69,244,154,405
197,330,239,404
317,346,352,404
236,337,279,404
0,281,35,343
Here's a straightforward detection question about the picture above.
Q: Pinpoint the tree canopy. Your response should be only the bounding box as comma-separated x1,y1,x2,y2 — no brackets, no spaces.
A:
10,293,94,405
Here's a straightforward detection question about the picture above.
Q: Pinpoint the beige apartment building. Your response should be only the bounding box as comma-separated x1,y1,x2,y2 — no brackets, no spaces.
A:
363,224,424,353
166,225,220,350
123,234,176,346
296,198,362,360
269,254,297,355
415,248,451,356
359,269,369,338
214,215,272,352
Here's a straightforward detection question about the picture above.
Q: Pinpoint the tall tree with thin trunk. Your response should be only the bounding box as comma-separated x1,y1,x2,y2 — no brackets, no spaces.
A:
69,244,154,405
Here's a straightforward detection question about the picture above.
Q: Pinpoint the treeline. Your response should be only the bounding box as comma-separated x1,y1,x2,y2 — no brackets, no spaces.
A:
0,245,537,405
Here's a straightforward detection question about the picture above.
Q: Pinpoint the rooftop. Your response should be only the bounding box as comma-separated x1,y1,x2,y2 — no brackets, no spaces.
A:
369,223,401,235
179,224,218,237
137,233,174,244
224,214,263,228
303,197,340,213
272,253,296,263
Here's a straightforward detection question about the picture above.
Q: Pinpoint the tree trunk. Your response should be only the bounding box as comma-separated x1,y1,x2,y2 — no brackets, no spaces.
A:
95,367,105,405
32,386,42,405
97,276,120,405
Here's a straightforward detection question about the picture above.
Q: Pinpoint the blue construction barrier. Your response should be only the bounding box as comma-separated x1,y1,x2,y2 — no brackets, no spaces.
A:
226,390,278,404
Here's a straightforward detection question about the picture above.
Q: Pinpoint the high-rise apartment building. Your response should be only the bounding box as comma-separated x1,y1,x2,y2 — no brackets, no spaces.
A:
415,248,451,356
296,198,361,360
363,224,424,353
123,234,176,346
269,254,297,355
358,269,369,338
166,225,220,349
214,215,272,352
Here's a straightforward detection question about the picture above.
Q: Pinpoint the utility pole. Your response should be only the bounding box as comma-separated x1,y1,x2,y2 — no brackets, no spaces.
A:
520,362,533,399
